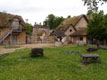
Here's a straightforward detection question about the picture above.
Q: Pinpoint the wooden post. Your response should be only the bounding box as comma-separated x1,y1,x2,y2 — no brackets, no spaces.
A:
96,40,100,49
10,32,13,45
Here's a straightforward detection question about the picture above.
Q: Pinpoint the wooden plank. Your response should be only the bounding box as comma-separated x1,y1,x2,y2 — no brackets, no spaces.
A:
80,54,100,64
80,54,100,58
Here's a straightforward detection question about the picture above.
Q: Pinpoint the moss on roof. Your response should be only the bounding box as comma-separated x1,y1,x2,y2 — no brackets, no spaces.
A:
71,30,87,36
0,12,26,29
57,15,86,30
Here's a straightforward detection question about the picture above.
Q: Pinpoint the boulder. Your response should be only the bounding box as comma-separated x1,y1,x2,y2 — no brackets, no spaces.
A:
55,41,63,47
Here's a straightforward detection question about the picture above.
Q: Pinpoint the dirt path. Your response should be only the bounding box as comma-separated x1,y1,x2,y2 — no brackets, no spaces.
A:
0,43,55,54
20,43,54,48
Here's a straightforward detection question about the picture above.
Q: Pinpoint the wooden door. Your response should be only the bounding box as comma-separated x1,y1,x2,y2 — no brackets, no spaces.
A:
10,35,17,45
13,35,17,45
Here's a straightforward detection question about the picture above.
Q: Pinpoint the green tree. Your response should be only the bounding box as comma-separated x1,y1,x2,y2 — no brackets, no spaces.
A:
103,14,107,41
43,20,48,26
43,14,55,29
87,10,93,15
43,14,65,29
26,23,33,35
87,11,106,48
54,16,65,28
82,0,107,12
67,15,71,19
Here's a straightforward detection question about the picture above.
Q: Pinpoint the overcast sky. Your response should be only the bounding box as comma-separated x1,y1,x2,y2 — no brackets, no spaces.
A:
0,0,107,25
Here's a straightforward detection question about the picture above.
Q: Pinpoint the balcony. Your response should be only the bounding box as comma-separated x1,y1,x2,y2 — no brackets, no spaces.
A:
12,29,22,33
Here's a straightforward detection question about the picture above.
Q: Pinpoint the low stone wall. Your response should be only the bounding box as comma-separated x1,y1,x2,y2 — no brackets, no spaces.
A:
31,36,55,44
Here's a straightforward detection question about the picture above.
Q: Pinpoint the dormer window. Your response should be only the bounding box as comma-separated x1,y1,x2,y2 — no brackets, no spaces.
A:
70,29,72,32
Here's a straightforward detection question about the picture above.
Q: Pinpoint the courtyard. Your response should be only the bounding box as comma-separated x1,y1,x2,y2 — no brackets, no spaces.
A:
0,43,54,54
0,45,107,80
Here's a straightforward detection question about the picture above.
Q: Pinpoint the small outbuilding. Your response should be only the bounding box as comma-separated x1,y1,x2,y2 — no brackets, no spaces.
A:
0,13,26,45
50,30,65,41
70,30,87,44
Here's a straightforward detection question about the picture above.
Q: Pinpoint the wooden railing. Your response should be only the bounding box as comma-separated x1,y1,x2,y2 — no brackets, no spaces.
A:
0,29,13,43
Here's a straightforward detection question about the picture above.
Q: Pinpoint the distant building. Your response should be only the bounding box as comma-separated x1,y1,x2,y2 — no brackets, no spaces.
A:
70,30,87,44
57,14,88,44
0,13,26,45
50,30,66,41
32,24,54,43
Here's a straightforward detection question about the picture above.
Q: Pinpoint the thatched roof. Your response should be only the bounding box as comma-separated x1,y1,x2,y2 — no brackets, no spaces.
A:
57,15,88,31
0,12,26,29
86,15,93,21
70,30,87,36
50,30,65,37
57,24,77,32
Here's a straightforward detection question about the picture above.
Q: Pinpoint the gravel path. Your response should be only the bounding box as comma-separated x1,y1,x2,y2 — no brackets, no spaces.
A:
0,43,55,54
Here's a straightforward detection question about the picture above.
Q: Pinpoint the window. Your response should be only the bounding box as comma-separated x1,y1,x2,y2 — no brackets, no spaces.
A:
80,37,83,41
70,29,72,32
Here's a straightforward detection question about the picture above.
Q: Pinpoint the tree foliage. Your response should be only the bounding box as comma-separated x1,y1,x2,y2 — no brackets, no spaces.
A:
87,11,107,47
26,23,33,35
67,15,71,19
88,11,104,40
43,14,65,29
103,14,107,40
87,10,94,15
82,0,107,12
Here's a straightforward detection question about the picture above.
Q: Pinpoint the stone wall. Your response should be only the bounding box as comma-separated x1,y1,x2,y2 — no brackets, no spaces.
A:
32,26,54,43
65,26,75,36
75,17,88,30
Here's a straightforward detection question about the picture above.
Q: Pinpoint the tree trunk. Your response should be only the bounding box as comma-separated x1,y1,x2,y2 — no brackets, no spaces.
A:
106,40,107,46
96,40,100,49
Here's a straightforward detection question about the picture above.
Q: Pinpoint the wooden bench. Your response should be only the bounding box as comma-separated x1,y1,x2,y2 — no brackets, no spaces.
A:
30,48,44,57
80,54,100,64
86,48,98,52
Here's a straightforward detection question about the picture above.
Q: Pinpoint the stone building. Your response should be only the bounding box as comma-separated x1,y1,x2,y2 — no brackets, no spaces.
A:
32,24,54,43
0,13,26,45
57,14,88,44
70,30,87,44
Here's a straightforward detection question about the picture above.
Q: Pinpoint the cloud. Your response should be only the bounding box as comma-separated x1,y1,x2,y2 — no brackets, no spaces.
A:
0,0,106,25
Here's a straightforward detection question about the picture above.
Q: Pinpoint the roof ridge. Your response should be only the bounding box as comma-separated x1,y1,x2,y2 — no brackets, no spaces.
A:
0,13,26,29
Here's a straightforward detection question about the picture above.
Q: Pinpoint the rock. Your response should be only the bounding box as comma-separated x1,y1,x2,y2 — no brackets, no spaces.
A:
55,41,63,47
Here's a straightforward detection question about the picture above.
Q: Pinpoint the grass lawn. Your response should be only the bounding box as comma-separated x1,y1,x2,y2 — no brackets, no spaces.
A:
0,45,107,80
